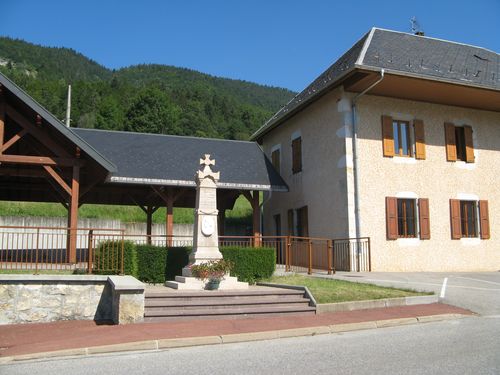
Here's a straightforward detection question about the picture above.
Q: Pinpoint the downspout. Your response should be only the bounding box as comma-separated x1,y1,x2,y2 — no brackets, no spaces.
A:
351,69,385,239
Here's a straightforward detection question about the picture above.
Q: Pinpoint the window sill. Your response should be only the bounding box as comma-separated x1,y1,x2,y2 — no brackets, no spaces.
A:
395,238,420,246
460,237,481,246
453,160,476,170
392,156,417,164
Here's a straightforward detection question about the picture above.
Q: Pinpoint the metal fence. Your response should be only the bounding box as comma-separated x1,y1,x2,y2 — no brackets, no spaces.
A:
0,226,370,274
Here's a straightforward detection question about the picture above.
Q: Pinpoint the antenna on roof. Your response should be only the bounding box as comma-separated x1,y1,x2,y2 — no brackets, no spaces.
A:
410,16,425,36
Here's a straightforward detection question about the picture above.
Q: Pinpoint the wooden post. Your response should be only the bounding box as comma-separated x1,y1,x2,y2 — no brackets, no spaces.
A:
285,236,291,272
166,192,174,247
0,85,4,158
252,191,261,247
308,239,312,275
146,206,153,245
87,230,93,274
327,239,333,275
68,165,80,263
218,209,226,236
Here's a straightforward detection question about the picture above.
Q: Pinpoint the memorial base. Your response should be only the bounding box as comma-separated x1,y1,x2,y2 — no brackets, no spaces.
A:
165,275,249,290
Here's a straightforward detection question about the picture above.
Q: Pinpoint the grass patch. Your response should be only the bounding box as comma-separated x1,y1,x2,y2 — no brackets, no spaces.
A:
265,275,431,304
0,196,252,225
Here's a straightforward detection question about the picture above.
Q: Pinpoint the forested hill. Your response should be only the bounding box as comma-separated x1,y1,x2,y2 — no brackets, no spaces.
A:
0,37,295,140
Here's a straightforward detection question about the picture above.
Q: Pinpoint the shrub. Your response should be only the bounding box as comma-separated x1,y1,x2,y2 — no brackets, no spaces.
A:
93,240,137,276
165,247,191,281
136,244,167,283
220,246,275,284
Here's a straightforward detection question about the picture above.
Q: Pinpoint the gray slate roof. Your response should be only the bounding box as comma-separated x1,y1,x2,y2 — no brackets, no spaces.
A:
72,128,287,192
0,72,117,173
251,28,500,140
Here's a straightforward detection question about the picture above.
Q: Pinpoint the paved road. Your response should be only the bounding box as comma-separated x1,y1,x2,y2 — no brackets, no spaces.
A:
330,272,500,316
2,316,499,375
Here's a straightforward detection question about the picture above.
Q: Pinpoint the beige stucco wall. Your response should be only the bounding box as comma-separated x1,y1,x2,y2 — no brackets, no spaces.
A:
356,95,500,271
261,87,350,239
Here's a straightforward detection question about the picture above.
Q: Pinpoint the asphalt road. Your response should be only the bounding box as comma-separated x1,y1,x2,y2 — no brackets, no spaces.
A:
330,272,500,316
2,316,499,375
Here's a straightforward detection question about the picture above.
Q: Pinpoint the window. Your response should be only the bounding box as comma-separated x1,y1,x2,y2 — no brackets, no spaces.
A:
273,214,281,236
450,199,489,239
271,148,280,173
386,197,430,240
444,123,474,163
382,116,425,159
287,206,309,236
291,136,302,174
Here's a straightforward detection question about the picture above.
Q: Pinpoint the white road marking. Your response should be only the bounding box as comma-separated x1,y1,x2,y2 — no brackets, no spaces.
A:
455,276,500,286
440,277,448,298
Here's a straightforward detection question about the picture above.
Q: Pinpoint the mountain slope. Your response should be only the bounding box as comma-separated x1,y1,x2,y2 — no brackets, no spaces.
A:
0,37,295,140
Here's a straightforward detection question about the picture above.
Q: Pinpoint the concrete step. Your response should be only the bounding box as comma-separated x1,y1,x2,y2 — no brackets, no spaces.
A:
145,296,309,308
145,289,304,299
145,302,311,313
143,310,316,322
144,304,316,318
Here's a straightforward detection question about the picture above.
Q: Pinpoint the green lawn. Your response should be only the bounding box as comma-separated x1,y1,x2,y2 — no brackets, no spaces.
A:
0,196,252,225
265,275,431,304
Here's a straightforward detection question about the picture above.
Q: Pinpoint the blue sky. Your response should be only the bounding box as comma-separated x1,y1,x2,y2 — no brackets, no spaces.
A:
2,0,499,91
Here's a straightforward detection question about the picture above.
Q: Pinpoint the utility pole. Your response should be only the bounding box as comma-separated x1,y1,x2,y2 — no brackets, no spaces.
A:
65,84,71,127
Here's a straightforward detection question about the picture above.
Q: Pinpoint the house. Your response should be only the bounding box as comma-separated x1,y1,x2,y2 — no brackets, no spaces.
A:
252,28,500,272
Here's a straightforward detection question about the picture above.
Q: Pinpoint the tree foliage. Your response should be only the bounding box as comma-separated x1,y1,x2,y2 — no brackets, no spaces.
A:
0,37,296,140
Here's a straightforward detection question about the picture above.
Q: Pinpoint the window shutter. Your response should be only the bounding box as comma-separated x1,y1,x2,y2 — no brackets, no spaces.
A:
479,200,490,239
301,206,309,237
444,123,457,162
382,115,394,157
463,125,475,163
292,137,302,173
414,120,426,160
287,209,294,236
271,149,280,173
450,199,461,239
418,198,430,239
386,197,398,240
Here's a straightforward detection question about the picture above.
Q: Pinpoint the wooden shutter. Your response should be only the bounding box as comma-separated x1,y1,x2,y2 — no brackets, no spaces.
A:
382,115,394,157
287,209,294,236
463,125,475,163
386,197,398,240
292,137,302,173
479,200,490,239
300,206,309,237
444,123,457,161
414,120,426,160
450,199,461,239
418,198,430,239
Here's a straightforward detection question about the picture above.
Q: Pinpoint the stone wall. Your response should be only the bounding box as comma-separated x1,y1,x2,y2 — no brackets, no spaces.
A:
0,275,144,325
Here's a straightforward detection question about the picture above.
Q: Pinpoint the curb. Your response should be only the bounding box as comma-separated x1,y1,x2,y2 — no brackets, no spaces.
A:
0,313,468,364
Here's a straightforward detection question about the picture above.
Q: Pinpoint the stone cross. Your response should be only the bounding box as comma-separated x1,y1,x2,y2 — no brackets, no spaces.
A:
197,154,220,182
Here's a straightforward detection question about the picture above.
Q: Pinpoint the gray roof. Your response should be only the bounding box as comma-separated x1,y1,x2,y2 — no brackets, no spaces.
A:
0,72,117,173
72,128,288,192
251,27,500,140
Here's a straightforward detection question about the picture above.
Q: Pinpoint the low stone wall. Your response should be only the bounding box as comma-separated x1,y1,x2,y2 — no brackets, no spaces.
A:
0,275,144,325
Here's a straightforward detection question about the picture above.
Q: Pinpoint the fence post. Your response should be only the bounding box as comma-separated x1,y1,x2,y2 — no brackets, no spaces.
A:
348,241,352,271
327,239,333,275
356,239,361,272
35,228,40,275
368,237,372,272
286,236,291,272
87,230,93,274
120,231,125,275
308,239,312,275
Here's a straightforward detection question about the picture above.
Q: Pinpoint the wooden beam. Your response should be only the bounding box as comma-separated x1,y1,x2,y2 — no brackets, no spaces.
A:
241,190,254,206
0,154,85,167
1,129,27,153
251,191,261,247
5,104,71,157
68,166,80,263
0,90,4,159
43,165,71,196
146,206,153,245
151,186,176,247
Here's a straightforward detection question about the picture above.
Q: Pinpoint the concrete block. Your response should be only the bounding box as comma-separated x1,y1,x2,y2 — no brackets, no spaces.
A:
383,297,407,307
278,326,330,338
317,299,386,313
330,321,377,333
11,348,87,361
87,340,157,354
158,336,222,349
405,295,438,305
417,314,465,323
221,331,279,343
376,317,418,328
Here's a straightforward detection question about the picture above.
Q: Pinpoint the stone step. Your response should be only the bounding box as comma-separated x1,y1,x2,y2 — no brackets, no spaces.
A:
144,304,316,318
145,289,305,299
143,310,316,322
145,299,310,310
145,294,306,305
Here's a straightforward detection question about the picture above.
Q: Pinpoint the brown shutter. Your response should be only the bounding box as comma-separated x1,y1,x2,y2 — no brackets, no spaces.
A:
292,137,302,173
386,197,398,240
301,206,309,237
418,198,430,239
463,125,475,163
271,149,280,172
450,199,461,239
444,123,457,161
479,200,490,239
382,115,394,157
414,120,426,160
287,209,294,236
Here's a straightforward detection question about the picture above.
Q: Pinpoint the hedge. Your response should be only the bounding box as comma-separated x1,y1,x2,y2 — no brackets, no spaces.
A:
135,245,168,283
220,246,275,284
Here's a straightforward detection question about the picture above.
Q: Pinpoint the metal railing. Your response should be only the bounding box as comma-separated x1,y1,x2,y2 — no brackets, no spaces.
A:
0,226,370,274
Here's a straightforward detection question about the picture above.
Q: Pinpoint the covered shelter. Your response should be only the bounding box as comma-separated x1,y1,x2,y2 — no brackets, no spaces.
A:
0,72,287,262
